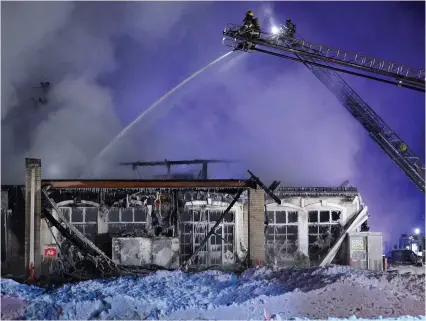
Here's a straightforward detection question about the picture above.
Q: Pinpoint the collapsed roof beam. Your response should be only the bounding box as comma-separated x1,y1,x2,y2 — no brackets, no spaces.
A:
41,179,255,189
120,159,238,179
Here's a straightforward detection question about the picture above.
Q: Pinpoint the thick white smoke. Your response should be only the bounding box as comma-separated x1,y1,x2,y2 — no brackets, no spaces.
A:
1,1,423,250
1,2,196,183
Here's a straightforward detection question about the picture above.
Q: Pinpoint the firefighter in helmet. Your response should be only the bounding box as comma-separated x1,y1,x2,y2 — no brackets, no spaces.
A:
237,10,261,51
285,18,296,39
242,10,261,32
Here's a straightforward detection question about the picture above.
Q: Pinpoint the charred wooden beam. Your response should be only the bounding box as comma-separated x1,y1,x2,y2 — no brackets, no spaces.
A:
41,208,96,256
119,159,235,167
42,179,255,189
42,188,118,271
247,170,282,205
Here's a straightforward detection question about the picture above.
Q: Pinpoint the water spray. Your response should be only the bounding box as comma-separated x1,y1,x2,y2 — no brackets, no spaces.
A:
81,51,234,178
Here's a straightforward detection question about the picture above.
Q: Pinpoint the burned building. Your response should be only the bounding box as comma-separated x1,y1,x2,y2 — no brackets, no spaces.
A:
1,186,26,275
264,187,368,266
1,158,377,280
41,182,251,270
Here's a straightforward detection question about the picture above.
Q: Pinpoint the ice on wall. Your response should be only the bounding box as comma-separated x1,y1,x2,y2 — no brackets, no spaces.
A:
152,237,180,268
112,237,152,266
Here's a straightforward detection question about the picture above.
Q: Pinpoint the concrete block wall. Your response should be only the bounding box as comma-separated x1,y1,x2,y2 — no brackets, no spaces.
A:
24,158,42,279
248,188,265,265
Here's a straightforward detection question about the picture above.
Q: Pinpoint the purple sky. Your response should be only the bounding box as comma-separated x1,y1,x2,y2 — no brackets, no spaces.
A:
1,1,425,245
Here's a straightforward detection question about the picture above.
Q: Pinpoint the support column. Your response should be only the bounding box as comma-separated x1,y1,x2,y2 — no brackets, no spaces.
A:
1,190,11,262
248,187,265,266
24,158,42,280
243,205,249,249
298,211,309,256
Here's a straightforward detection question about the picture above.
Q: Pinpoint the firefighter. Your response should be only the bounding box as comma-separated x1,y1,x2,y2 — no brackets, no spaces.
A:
285,18,296,39
242,10,261,32
237,10,261,51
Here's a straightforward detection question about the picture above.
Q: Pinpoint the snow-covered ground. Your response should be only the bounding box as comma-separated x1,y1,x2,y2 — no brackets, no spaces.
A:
388,264,425,276
1,265,425,320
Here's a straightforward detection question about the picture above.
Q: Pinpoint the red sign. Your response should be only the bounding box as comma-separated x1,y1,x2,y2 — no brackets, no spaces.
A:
44,247,57,258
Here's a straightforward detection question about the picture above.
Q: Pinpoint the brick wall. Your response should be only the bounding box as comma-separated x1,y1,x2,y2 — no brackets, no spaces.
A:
248,187,265,265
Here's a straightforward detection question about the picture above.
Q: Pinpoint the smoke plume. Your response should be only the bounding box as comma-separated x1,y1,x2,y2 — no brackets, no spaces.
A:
1,2,424,243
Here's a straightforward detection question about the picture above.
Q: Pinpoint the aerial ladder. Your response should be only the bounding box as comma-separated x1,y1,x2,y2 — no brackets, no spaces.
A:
222,23,426,193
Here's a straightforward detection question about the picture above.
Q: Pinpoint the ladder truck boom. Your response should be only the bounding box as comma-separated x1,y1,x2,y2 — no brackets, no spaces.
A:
297,46,425,192
222,24,425,92
222,23,425,192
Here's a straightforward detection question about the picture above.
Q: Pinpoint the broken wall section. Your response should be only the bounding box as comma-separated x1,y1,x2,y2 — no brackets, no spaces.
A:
39,187,250,271
112,236,180,268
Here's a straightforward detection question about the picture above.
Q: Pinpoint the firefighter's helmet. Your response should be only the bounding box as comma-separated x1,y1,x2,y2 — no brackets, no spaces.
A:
286,18,291,22
246,11,254,16
399,142,408,152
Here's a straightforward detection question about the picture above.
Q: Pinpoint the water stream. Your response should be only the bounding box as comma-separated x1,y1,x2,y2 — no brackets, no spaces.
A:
82,51,234,177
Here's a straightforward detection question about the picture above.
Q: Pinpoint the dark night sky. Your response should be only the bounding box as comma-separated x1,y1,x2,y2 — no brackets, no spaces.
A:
1,1,425,245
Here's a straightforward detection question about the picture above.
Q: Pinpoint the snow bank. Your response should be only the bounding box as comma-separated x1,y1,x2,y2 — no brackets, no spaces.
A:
387,265,425,276
1,266,424,320
1,295,29,320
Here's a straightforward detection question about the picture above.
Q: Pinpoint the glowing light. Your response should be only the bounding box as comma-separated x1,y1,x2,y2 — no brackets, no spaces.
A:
414,228,421,235
271,26,279,34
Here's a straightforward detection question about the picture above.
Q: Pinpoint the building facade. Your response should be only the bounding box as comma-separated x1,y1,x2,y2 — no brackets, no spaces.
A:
1,160,370,278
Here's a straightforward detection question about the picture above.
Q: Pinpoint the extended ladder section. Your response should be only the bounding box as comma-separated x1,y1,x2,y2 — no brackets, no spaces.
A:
222,24,425,92
222,24,425,192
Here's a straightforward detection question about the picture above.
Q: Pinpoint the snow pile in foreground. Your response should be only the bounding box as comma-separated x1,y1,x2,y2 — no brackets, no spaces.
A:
1,265,425,320
387,265,425,276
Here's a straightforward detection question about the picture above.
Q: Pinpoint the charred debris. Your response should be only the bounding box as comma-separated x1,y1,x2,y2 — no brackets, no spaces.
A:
39,169,280,282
